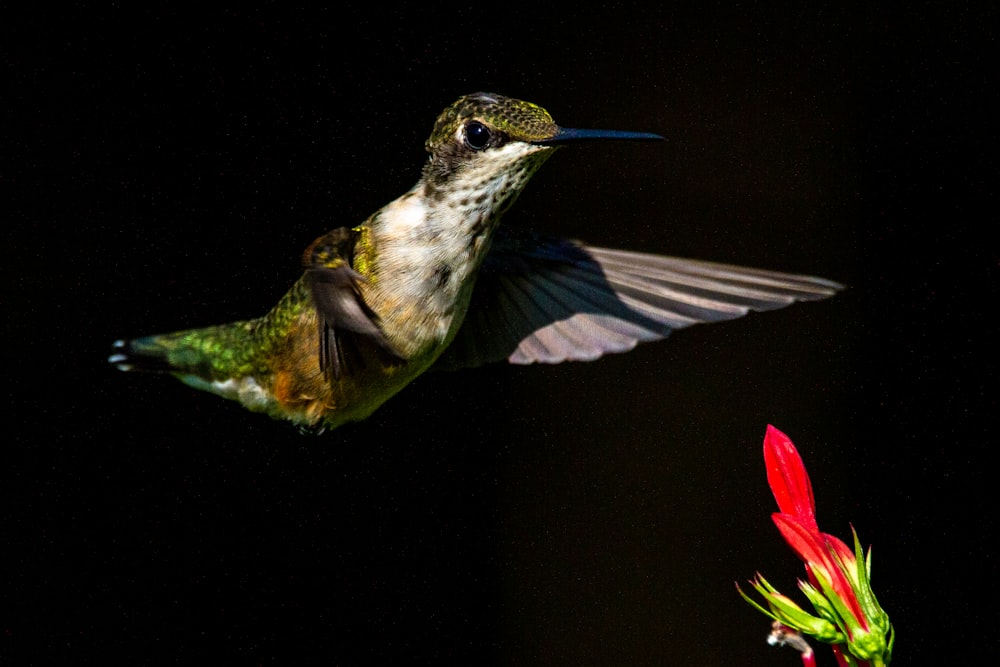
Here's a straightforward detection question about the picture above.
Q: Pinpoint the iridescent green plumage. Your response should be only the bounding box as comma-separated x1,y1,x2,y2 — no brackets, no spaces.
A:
120,276,310,384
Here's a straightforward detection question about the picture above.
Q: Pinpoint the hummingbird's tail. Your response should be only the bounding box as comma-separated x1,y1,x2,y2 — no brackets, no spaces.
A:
108,322,253,382
109,335,177,373
109,322,281,417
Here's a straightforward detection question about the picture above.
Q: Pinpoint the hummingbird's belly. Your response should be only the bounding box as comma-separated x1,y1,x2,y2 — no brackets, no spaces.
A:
246,308,440,429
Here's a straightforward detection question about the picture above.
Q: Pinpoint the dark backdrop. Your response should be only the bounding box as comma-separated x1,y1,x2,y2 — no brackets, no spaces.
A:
4,5,993,665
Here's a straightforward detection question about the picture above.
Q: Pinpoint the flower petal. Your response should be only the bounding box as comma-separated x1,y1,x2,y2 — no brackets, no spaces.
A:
772,514,833,572
773,514,868,631
764,425,818,531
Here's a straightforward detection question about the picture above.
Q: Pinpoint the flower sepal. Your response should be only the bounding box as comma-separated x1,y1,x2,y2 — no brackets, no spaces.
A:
849,529,893,639
737,576,845,643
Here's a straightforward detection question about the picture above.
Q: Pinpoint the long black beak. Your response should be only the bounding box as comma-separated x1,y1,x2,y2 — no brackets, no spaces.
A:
532,127,664,145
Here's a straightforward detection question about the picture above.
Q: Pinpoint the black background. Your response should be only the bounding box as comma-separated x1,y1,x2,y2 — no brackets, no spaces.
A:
4,5,994,665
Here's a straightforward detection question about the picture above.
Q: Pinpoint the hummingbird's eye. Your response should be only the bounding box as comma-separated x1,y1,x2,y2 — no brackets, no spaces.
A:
464,121,492,150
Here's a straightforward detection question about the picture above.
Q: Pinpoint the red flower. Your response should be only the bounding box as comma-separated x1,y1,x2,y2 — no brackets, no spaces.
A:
739,426,894,666
764,425,868,631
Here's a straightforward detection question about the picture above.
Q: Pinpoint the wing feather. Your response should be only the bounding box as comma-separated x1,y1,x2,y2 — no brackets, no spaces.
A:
434,228,842,370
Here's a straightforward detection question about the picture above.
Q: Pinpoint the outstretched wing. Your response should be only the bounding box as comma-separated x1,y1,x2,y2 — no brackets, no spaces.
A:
304,228,403,380
434,228,842,370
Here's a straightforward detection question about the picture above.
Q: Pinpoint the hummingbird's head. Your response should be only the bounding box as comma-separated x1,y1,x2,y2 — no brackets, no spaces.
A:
422,92,561,192
421,92,662,214
425,92,561,156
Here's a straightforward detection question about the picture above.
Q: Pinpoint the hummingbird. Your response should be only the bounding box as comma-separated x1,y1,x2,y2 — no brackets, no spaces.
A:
109,92,842,433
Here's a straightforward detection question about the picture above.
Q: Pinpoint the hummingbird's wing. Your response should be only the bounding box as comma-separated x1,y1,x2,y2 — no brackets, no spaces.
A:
433,228,842,370
304,229,403,380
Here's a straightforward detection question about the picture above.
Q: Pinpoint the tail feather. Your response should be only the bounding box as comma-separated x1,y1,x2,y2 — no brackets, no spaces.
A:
109,336,178,373
109,326,275,415
108,324,245,380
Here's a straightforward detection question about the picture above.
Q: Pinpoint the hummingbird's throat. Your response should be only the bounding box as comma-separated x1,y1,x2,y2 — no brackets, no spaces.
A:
436,144,556,248
363,144,556,359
